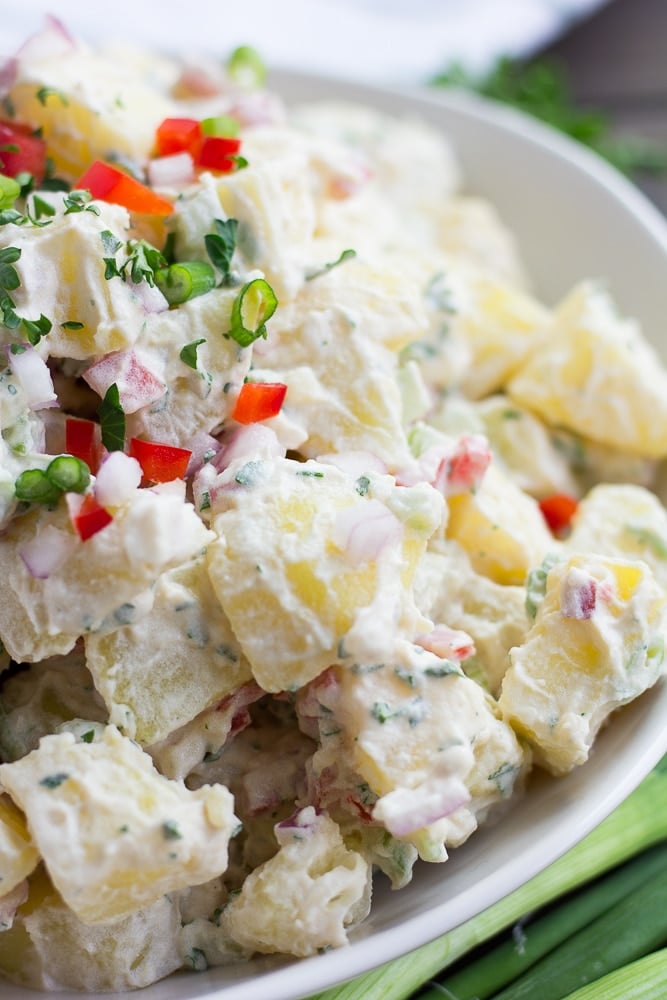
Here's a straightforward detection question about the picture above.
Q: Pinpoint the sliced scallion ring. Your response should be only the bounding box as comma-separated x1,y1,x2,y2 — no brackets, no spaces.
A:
14,468,61,505
46,455,91,494
155,261,216,305
227,277,278,347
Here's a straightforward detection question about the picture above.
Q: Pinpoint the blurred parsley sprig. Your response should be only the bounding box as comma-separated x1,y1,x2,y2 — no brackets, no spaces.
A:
431,57,667,177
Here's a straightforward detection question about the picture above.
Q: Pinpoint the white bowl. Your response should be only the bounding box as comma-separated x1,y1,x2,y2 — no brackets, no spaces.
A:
5,72,667,1000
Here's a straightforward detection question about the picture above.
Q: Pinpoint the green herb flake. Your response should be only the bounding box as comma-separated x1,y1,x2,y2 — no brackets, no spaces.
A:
305,248,357,281
40,772,70,789
162,819,183,841
205,217,238,281
36,86,69,107
64,189,99,215
61,320,84,330
80,730,95,744
97,382,126,453
186,947,209,972
355,474,371,497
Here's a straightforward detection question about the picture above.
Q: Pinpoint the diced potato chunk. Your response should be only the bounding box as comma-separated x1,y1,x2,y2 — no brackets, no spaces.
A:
508,282,667,458
446,462,556,585
0,794,39,898
0,866,182,992
499,553,667,774
85,553,252,745
222,807,370,957
0,726,239,924
206,457,443,692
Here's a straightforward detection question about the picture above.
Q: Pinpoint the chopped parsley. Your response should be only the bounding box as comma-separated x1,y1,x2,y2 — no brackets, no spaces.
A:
0,245,52,344
180,338,206,370
305,247,357,281
36,86,69,107
101,233,165,287
39,772,70,789
97,382,126,453
205,217,238,282
63,189,100,215
162,819,183,841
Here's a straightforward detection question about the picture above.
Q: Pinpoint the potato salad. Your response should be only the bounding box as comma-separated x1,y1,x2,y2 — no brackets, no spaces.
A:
1,17,667,994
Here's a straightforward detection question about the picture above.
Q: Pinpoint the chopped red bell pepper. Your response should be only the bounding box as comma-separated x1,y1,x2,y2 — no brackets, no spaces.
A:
129,437,192,483
155,117,201,157
0,119,47,184
231,381,287,424
196,135,242,172
152,118,242,174
71,493,113,541
74,160,174,215
538,492,579,537
65,417,103,475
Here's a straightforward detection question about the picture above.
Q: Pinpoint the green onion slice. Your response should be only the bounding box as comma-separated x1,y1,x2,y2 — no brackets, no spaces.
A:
155,261,216,305
200,115,240,137
226,45,267,89
14,468,61,505
46,455,91,494
227,277,278,347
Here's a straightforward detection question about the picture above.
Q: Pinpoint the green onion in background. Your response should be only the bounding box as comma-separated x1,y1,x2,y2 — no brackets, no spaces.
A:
306,758,667,1000
155,261,216,305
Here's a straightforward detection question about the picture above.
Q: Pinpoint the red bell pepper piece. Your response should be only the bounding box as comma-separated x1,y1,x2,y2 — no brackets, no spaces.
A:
196,135,242,172
129,437,192,483
0,119,47,184
65,417,103,475
75,160,174,215
538,492,579,537
71,493,113,541
231,381,287,424
154,117,201,157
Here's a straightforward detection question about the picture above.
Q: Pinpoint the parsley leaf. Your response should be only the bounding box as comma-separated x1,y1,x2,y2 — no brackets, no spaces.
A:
97,382,126,453
36,86,69,107
205,217,238,282
432,57,667,177
64,189,100,215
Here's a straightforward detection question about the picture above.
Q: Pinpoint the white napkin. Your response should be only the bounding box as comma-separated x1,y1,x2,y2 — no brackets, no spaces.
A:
6,0,610,84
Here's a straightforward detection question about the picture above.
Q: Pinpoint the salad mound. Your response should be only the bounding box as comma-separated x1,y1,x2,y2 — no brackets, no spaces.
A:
0,16,666,993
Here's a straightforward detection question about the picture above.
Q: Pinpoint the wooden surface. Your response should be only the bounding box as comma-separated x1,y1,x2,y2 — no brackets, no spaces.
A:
538,0,667,214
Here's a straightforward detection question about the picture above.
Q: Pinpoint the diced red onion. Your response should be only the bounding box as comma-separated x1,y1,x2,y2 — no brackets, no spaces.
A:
0,58,17,95
377,780,471,837
332,499,403,566
275,805,319,843
185,431,221,478
228,91,286,128
83,349,166,414
414,624,475,661
129,278,169,315
19,523,76,579
213,423,284,472
94,451,142,508
147,152,195,189
15,16,76,62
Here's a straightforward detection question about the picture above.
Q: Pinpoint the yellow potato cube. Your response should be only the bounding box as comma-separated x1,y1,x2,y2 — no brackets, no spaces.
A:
9,41,174,180
332,651,526,861
0,794,39,898
508,282,667,458
0,866,182,992
85,553,252,746
222,807,370,957
206,457,443,692
0,726,239,924
446,462,556,585
499,553,667,774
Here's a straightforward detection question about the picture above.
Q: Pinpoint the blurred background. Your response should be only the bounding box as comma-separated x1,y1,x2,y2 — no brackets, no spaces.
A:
6,0,666,218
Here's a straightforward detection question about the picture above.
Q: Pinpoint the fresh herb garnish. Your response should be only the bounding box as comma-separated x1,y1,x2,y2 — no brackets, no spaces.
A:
180,338,206,369
162,819,183,841
205,217,238,282
0,245,52,344
305,248,357,281
432,57,667,177
63,189,100,215
36,86,69,107
101,233,165,287
97,382,126,452
39,772,70,789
